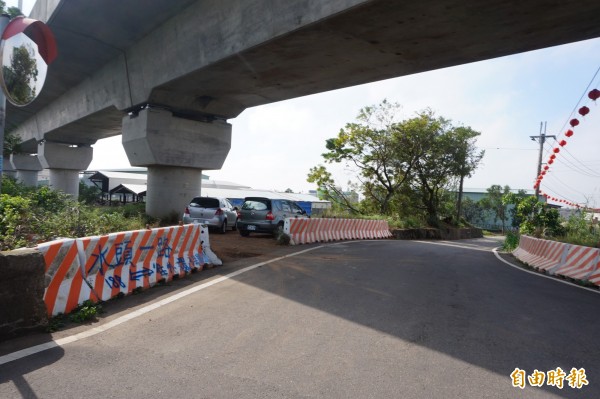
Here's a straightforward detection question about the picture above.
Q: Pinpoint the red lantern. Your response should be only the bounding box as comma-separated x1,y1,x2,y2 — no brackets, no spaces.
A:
553,148,560,153
541,171,546,176
565,129,574,137
544,165,549,170
550,154,556,160
578,106,590,116
548,159,554,165
589,88,600,101
559,139,567,146
570,118,579,127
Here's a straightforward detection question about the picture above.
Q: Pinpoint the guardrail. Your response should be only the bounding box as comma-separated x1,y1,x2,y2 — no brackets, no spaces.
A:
284,218,392,245
36,224,220,317
512,235,600,286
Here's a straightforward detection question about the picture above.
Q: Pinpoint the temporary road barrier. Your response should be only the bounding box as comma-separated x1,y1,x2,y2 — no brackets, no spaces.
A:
284,218,392,245
36,238,91,317
36,224,219,316
512,235,599,286
552,245,599,281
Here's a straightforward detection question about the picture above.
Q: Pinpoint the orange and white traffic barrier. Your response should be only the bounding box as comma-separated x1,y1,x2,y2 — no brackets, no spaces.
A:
513,235,600,284
36,238,91,317
197,223,222,265
35,224,221,316
284,218,392,245
78,225,203,303
514,236,550,270
171,224,200,276
552,245,599,280
534,240,569,272
513,236,569,272
79,230,149,303
587,264,600,287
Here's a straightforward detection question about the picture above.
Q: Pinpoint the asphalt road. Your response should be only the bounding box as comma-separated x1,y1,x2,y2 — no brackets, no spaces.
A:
1,238,598,398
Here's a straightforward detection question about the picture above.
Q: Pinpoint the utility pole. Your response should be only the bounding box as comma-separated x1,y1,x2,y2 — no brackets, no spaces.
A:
530,122,555,199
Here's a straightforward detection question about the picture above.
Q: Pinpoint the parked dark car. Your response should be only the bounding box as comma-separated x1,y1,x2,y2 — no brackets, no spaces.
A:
183,196,239,233
237,197,307,236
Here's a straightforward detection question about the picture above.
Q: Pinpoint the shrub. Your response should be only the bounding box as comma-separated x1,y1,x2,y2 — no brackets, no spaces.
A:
502,231,519,252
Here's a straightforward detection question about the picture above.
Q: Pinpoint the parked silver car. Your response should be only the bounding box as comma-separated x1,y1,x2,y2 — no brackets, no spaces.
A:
183,196,239,233
237,197,307,236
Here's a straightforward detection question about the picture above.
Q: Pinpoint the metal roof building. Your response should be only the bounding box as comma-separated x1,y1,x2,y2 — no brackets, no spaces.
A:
84,170,330,214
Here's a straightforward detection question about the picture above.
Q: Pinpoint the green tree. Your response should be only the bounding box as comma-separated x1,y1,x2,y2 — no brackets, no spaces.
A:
3,128,22,156
453,127,485,224
79,182,101,205
0,2,23,18
3,43,39,104
309,102,483,225
461,197,487,227
406,110,483,226
316,100,418,215
479,185,511,232
503,194,564,237
307,165,362,213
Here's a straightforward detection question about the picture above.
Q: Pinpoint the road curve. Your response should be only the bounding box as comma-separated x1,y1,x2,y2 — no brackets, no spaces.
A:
0,238,597,398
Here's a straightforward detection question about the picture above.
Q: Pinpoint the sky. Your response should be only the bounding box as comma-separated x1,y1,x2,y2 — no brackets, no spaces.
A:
11,0,600,208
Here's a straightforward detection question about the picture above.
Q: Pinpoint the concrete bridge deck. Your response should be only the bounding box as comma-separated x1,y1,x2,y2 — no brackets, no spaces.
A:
5,0,600,216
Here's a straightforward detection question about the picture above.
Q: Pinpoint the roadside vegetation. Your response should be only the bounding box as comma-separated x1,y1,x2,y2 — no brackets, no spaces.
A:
308,100,484,229
491,188,597,251
0,177,154,251
3,99,597,252
306,100,599,250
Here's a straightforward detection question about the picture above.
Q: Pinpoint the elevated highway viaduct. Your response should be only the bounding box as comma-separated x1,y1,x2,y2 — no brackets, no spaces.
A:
6,0,600,217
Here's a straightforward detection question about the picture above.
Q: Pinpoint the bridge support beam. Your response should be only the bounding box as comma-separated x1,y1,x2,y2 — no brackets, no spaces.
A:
38,141,93,197
10,154,43,187
2,157,16,180
122,108,231,218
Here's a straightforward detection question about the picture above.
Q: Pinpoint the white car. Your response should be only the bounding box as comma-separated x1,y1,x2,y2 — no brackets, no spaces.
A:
183,196,239,233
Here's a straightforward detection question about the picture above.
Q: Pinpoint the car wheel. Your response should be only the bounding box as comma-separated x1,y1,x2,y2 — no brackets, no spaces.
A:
240,230,250,237
220,220,227,234
274,222,284,236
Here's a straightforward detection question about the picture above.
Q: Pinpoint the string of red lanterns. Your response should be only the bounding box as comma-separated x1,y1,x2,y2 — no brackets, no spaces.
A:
533,88,599,207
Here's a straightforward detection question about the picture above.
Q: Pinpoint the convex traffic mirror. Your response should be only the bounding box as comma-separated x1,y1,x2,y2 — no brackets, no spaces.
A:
0,16,57,107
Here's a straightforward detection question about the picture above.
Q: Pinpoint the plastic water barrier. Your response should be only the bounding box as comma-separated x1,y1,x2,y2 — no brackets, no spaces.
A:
512,235,599,285
284,218,392,245
37,224,219,316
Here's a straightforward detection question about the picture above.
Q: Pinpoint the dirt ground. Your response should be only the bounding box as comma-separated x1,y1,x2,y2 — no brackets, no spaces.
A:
207,229,282,263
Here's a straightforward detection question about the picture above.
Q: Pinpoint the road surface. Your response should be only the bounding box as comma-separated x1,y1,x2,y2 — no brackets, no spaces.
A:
1,238,598,398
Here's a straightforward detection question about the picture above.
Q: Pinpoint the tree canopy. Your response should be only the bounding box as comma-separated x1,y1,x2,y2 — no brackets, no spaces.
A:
0,2,23,18
308,100,484,226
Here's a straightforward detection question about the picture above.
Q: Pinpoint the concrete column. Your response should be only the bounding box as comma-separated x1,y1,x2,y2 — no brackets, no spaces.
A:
2,156,16,179
10,154,43,187
122,108,231,218
38,141,93,197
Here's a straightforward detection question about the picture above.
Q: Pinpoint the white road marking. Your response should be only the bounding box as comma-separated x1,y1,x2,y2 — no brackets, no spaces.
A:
4,240,595,367
492,247,600,295
0,245,324,366
413,240,495,252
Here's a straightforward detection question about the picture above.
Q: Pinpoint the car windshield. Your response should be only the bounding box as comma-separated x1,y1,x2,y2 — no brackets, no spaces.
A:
189,197,220,208
242,200,270,211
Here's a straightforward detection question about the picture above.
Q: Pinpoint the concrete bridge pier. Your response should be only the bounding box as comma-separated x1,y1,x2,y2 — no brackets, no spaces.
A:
10,154,43,187
122,107,231,219
2,157,16,179
38,141,93,197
